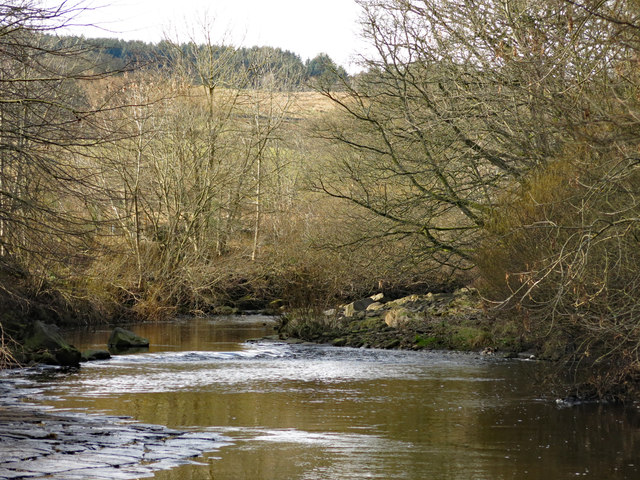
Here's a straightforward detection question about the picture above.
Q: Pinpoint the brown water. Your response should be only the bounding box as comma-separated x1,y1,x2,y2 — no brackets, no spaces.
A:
17,316,640,479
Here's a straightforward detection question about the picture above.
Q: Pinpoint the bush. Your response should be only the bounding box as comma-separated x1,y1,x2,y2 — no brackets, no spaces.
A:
477,148,640,400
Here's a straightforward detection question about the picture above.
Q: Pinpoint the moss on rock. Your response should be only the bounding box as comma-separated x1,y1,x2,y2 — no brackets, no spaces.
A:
280,288,500,353
22,321,81,367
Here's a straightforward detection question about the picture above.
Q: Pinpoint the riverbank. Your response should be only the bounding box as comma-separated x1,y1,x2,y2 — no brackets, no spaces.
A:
277,288,531,357
3,284,637,401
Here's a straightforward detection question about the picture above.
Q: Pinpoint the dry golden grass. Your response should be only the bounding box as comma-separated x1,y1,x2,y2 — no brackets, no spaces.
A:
90,74,343,124
289,91,342,117
181,85,341,118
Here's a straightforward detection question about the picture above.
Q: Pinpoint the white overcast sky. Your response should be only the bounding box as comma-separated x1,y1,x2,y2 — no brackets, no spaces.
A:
61,0,367,72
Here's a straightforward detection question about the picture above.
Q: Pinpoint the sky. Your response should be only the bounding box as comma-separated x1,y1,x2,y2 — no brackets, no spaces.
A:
60,0,368,72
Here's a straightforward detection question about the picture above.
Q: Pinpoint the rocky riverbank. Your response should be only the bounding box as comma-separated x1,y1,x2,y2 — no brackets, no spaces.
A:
278,288,531,357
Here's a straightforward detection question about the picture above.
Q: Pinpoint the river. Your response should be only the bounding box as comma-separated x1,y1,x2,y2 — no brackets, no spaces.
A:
5,315,640,479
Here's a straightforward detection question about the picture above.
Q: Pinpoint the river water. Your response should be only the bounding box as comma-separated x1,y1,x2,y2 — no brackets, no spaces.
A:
11,316,640,479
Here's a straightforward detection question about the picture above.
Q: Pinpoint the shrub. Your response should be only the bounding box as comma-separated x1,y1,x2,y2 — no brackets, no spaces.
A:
477,147,640,400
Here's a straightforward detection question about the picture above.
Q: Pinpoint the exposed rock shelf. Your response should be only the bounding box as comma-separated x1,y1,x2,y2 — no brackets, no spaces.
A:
0,377,228,479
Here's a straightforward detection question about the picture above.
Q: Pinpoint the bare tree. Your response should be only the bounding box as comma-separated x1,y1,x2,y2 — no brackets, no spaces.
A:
0,1,123,287
240,51,300,261
311,0,632,270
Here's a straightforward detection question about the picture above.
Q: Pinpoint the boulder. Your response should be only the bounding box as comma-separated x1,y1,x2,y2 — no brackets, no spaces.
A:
344,297,376,317
80,349,112,362
108,327,149,349
388,293,435,310
23,321,81,367
384,307,413,328
366,302,385,311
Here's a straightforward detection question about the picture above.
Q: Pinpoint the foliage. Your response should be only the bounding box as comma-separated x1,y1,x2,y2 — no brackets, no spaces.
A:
478,146,640,399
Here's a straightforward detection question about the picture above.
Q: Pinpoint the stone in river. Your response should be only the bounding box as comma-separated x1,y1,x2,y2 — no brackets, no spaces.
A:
23,321,81,367
107,327,149,350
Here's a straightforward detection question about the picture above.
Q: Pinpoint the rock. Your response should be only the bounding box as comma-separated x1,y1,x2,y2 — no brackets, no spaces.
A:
369,293,390,303
323,308,337,316
449,288,483,311
351,316,386,331
80,350,111,362
388,293,435,310
109,345,149,355
366,302,385,311
30,350,58,366
23,321,81,367
344,293,390,317
384,307,413,328
343,297,376,317
108,328,149,349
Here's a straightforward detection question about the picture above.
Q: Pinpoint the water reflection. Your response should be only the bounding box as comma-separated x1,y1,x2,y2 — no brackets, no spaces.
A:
28,317,640,479
64,315,276,353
